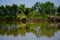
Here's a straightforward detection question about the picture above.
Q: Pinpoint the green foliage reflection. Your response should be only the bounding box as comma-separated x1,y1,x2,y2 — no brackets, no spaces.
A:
0,21,60,38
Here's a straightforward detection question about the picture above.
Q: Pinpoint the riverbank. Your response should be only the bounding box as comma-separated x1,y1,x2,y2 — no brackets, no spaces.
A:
0,16,60,23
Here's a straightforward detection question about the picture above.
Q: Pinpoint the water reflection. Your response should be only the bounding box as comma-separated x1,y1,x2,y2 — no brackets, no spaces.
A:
0,21,60,40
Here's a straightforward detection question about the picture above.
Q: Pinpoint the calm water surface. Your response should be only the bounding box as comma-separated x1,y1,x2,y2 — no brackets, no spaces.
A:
0,21,60,40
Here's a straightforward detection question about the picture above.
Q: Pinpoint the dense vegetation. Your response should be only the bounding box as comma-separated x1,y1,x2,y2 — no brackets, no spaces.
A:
0,1,60,20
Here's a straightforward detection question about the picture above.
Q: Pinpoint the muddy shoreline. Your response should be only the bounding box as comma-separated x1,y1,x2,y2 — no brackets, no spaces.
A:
0,17,60,23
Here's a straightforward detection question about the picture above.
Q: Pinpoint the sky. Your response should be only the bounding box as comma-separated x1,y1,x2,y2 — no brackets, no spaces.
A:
0,0,60,7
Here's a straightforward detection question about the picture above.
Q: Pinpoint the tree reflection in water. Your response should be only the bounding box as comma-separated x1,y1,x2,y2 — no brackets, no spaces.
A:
0,21,60,38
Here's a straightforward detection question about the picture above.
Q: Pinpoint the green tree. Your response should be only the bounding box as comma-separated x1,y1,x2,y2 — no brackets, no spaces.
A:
34,2,40,12
19,4,25,13
57,6,60,16
40,2,56,15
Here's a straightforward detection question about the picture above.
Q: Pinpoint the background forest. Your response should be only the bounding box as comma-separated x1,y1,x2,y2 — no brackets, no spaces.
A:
0,1,60,20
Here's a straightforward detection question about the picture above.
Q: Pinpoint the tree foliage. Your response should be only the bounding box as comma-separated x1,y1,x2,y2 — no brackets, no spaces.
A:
0,1,60,20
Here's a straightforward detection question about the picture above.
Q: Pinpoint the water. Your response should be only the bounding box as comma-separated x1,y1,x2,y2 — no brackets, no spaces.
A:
0,21,60,40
